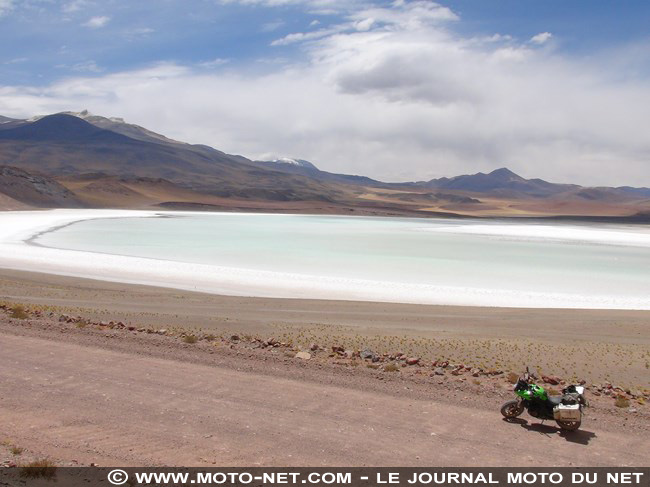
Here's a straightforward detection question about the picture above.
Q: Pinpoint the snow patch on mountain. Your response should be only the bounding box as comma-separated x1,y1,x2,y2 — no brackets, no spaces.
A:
266,158,318,170
59,110,125,124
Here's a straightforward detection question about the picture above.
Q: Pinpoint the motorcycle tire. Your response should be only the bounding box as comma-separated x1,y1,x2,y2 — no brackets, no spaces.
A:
556,420,581,431
500,400,524,418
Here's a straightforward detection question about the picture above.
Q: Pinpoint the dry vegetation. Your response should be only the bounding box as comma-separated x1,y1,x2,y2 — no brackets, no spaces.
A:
18,295,644,388
269,322,650,390
19,459,57,479
9,305,28,319
1,437,58,473
2,300,648,400
182,334,198,344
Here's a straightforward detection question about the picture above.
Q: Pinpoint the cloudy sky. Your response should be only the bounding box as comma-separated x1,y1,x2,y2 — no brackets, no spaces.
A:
1,0,649,186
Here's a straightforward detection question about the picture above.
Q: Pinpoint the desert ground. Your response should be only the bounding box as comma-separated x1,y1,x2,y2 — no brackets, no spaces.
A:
1,268,648,467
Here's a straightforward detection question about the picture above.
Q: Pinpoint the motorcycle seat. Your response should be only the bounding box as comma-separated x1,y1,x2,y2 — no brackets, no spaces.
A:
547,395,563,405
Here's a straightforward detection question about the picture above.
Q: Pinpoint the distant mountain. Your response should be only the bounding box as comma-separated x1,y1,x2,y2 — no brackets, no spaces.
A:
410,167,577,197
616,186,650,198
257,157,383,187
0,113,345,202
407,167,650,202
60,110,187,146
0,115,20,124
0,110,648,218
0,115,33,130
264,157,319,170
0,113,135,144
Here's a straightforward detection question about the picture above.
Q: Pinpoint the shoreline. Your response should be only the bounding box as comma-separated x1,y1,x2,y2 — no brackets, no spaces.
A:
1,267,648,388
0,209,649,310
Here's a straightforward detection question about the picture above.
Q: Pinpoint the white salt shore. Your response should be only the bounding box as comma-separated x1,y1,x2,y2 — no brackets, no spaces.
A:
0,209,648,310
425,223,650,247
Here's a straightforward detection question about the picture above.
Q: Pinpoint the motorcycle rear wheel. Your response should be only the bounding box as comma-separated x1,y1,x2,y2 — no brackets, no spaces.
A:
500,400,524,418
556,419,581,431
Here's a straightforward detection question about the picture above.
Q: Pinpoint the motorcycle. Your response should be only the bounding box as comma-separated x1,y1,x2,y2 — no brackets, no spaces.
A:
500,368,588,431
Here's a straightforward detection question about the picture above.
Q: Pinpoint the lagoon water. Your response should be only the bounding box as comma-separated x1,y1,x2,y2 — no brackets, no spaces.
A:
31,212,650,309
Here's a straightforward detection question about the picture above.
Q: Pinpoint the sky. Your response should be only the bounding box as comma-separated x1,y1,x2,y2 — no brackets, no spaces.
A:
1,0,649,186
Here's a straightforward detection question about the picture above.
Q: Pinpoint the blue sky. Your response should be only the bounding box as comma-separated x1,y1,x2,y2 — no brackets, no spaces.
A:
2,0,335,83
1,0,649,185
2,0,649,84
452,1,650,53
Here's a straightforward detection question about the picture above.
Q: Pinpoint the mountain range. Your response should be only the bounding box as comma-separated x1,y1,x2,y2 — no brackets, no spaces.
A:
1,111,648,219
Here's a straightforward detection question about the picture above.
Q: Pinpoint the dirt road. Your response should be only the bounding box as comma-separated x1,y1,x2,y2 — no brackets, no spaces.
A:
1,332,645,467
2,268,649,387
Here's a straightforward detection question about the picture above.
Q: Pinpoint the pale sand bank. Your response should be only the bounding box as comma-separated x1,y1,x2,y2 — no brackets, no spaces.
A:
1,268,648,387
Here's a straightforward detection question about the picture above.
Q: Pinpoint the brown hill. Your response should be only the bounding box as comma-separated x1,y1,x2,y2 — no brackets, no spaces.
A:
0,166,84,208
0,114,347,203
406,167,650,203
1,111,649,219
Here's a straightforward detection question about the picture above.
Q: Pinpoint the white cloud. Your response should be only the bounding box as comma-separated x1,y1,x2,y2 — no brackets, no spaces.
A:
4,57,28,64
124,27,155,40
63,0,88,13
71,60,102,72
271,1,456,45
220,0,353,7
1,2,649,186
132,27,154,35
271,26,342,45
354,17,374,31
83,15,110,28
219,0,365,15
261,19,284,32
255,56,290,64
197,57,230,68
0,0,13,17
530,32,553,45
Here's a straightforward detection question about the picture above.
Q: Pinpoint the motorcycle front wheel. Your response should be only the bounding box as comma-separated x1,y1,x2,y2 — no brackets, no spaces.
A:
500,400,524,418
556,420,581,431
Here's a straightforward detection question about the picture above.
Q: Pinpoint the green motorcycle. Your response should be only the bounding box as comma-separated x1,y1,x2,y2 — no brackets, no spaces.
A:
500,368,588,431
